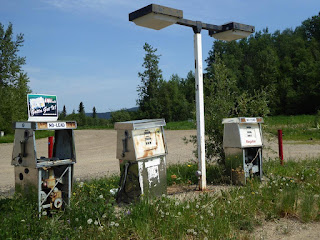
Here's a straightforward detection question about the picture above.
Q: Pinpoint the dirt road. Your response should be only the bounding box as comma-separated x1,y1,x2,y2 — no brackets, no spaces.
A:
1,130,320,194
0,130,196,193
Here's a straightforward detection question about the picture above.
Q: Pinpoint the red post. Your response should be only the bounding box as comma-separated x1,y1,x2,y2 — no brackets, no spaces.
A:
278,130,283,165
48,136,54,158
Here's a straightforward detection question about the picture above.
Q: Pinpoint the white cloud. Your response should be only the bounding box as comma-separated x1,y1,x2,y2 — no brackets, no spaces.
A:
42,0,136,18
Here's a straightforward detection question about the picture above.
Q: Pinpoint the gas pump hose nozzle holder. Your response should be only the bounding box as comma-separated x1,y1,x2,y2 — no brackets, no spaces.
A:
249,148,261,164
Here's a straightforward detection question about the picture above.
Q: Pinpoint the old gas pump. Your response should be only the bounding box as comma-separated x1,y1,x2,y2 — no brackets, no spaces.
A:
11,94,77,215
114,119,167,203
222,117,264,185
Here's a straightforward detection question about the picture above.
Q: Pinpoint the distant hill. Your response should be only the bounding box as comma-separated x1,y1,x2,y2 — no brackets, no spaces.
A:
86,107,138,119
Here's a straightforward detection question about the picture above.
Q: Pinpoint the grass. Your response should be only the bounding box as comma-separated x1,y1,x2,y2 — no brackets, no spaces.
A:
264,115,320,141
165,120,196,130
76,124,113,130
0,130,55,143
1,158,320,239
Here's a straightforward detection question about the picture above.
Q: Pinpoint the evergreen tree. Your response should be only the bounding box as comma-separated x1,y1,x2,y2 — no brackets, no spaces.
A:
77,102,86,126
137,43,163,119
59,105,67,119
92,106,97,118
0,23,30,133
78,102,85,114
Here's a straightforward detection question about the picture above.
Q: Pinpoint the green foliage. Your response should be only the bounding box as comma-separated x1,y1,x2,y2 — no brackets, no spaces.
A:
65,110,112,129
195,54,269,163
158,74,192,122
0,22,30,134
207,13,320,115
59,105,67,120
137,43,163,119
110,109,134,124
137,43,194,122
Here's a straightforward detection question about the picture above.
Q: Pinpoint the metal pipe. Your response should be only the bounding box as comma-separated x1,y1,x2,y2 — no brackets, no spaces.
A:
278,130,284,165
194,32,206,190
48,136,54,158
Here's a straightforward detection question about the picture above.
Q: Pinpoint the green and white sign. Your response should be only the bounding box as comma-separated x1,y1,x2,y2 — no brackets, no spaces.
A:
27,94,58,122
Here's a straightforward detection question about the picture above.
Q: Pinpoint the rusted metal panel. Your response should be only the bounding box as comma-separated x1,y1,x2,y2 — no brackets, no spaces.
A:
116,126,167,161
115,119,168,203
117,156,167,203
133,127,166,160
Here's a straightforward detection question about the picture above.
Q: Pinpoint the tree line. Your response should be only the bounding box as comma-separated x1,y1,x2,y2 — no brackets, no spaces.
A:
207,13,320,115
135,13,320,122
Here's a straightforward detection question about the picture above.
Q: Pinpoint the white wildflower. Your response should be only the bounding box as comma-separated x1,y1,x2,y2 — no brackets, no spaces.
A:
187,229,194,233
87,218,93,224
98,226,104,231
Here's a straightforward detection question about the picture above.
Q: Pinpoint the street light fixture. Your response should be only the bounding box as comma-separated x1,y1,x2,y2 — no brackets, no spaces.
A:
129,4,254,190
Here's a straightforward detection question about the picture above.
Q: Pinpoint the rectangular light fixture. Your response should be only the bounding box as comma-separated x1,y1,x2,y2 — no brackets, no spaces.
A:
129,4,183,30
209,22,255,41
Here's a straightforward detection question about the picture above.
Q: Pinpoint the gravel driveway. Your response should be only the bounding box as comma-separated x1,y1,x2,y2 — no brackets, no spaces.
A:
1,129,320,194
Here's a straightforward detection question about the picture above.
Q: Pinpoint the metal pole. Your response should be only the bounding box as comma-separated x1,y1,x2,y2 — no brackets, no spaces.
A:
278,129,283,165
48,136,54,158
194,32,206,190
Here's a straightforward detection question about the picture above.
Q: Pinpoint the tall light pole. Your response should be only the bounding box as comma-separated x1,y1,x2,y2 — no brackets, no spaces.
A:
129,4,254,190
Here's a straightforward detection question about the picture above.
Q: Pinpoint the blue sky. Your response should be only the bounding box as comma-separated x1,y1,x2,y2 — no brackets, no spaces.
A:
1,0,320,113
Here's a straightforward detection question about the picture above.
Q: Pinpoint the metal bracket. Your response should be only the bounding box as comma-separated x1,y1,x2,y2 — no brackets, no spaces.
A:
122,130,131,157
20,130,31,158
